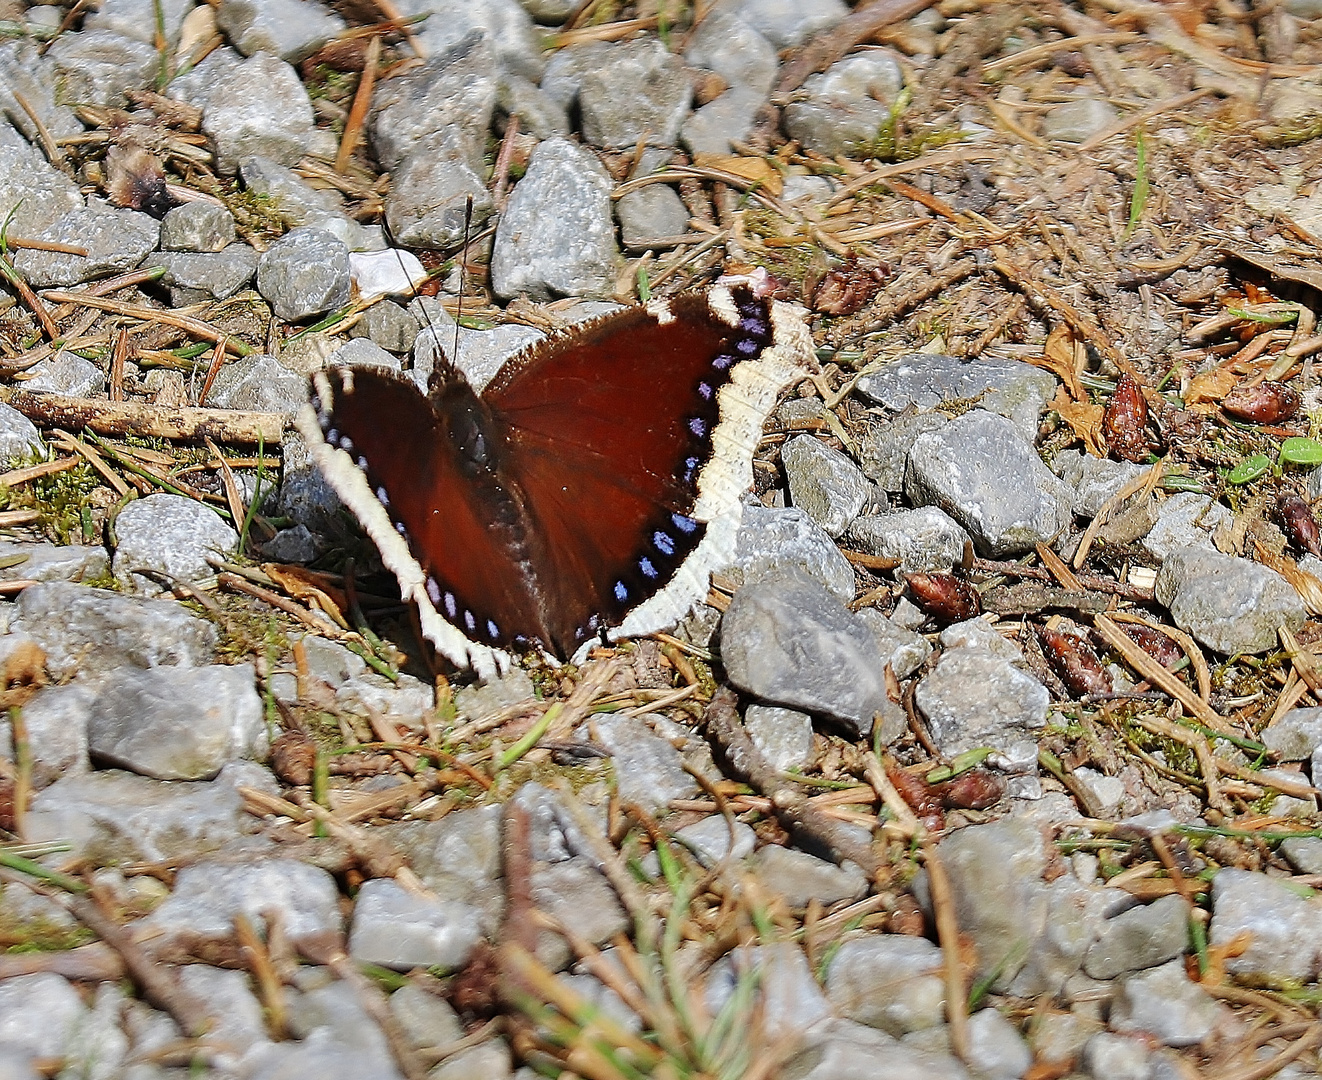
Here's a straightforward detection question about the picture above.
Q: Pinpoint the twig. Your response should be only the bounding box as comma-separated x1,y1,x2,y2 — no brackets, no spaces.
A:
109,327,128,402
49,428,130,497
1109,611,1211,703
217,572,354,638
1093,614,1238,739
1072,459,1165,570
921,839,969,1061
703,687,879,876
11,90,66,173
336,33,380,175
775,0,934,92
0,253,58,342
0,388,287,444
0,455,78,487
1075,88,1214,153
38,291,252,356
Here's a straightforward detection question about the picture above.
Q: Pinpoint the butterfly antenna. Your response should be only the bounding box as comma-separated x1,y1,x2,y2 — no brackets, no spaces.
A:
452,195,472,366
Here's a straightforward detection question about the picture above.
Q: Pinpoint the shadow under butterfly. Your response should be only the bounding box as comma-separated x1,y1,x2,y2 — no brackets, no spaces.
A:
295,279,815,681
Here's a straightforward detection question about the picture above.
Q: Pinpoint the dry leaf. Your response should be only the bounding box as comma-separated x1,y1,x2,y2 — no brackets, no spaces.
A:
691,152,783,196
1050,384,1106,456
1185,366,1240,406
265,564,351,627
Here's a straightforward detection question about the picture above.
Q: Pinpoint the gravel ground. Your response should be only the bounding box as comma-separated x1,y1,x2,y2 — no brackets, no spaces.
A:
3,2,1322,1079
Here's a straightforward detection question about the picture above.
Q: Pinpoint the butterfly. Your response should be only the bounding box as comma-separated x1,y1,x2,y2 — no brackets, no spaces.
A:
295,279,814,680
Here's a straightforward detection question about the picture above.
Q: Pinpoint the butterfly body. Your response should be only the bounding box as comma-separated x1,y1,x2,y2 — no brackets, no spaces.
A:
297,283,814,679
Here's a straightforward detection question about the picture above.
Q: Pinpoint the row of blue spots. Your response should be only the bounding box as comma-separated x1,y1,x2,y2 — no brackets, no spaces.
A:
430,575,502,643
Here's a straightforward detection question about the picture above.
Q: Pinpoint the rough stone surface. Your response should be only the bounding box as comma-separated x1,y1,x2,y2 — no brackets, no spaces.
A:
721,573,892,739
752,845,868,908
112,493,239,596
915,646,1049,757
590,713,701,812
782,434,871,538
1155,545,1306,655
846,507,972,573
255,226,353,322
1209,868,1322,986
348,878,483,972
826,935,947,1035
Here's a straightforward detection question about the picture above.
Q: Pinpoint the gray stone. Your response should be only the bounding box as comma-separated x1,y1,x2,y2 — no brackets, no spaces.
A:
112,493,239,596
1080,1032,1153,1080
259,524,320,564
672,816,756,868
965,1009,1031,1080
208,353,306,412
939,617,1026,664
202,52,316,174
85,0,191,44
782,434,870,538
1260,706,1322,760
681,86,766,157
413,304,544,393
1209,867,1322,985
0,402,45,461
782,98,894,159
1005,876,1125,998
20,351,104,396
736,0,849,48
406,0,544,82
25,762,275,865
780,1017,971,1080
381,805,503,921
707,943,832,1036
216,0,346,63
1083,894,1190,979
490,137,619,301
725,504,857,601
14,205,159,287
906,411,1074,557
531,856,629,970
744,703,815,773
348,878,483,972
590,713,701,812
239,155,346,227
138,857,342,949
1108,959,1227,1047
753,845,868,908
256,226,352,322
616,184,691,250
390,983,463,1048
915,646,1048,758
521,0,576,20
1279,836,1322,875
350,300,420,354
241,1016,403,1079
1042,98,1119,143
1053,449,1149,518
177,965,267,1054
1029,1011,1104,1070
335,671,435,723
430,1039,514,1080
453,667,536,721
165,45,245,113
578,38,690,149
932,819,1049,990
496,75,570,139
0,682,92,786
0,974,88,1060
328,337,401,371
826,935,946,1035
721,573,891,739
368,38,499,172
12,581,218,680
1155,545,1306,655
684,9,778,94
386,126,494,249
856,608,931,680
45,30,159,107
1142,492,1231,558
0,42,81,146
847,507,971,573
160,201,238,252
0,119,82,237
857,355,1056,443
1070,766,1126,818
144,245,259,301
86,663,266,781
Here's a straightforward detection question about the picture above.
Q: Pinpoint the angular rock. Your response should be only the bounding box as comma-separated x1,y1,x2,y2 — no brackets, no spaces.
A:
1209,867,1322,985
1155,545,1306,655
531,856,629,971
0,682,92,787
408,0,544,82
706,943,832,1037
684,8,778,94
12,581,218,680
846,507,971,573
86,663,266,781
144,245,258,303
590,713,701,812
45,30,159,107
25,762,275,865
208,353,306,413
752,845,868,908
1083,893,1190,980
1141,492,1231,558
915,646,1048,758
672,816,757,868
112,493,239,596
681,86,767,157
826,935,947,1035
201,52,316,174
14,205,159,288
1043,97,1119,142
855,608,932,680
780,1017,971,1080
215,0,345,63
1108,959,1227,1047
160,201,238,252
782,434,870,538
856,355,1056,443
490,137,619,301
721,573,891,738
256,226,352,322
744,704,815,773
19,351,104,396
386,125,494,249
0,402,46,462
1262,706,1322,760
0,119,83,237
725,504,857,600
578,38,690,149
348,878,483,972
906,411,1073,557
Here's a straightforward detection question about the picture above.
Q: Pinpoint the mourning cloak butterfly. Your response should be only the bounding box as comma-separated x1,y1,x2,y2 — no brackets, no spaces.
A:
295,281,814,679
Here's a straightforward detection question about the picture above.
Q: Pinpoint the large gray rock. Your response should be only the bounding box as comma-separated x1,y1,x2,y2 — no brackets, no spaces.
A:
720,573,892,739
112,493,239,596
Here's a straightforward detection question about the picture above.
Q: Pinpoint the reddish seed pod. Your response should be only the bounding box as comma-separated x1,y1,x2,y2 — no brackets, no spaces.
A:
1279,493,1322,558
1037,624,1113,696
884,759,945,832
270,730,318,787
1222,381,1301,424
1102,373,1151,463
932,768,1006,810
1121,622,1183,669
905,572,980,623
809,255,890,316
